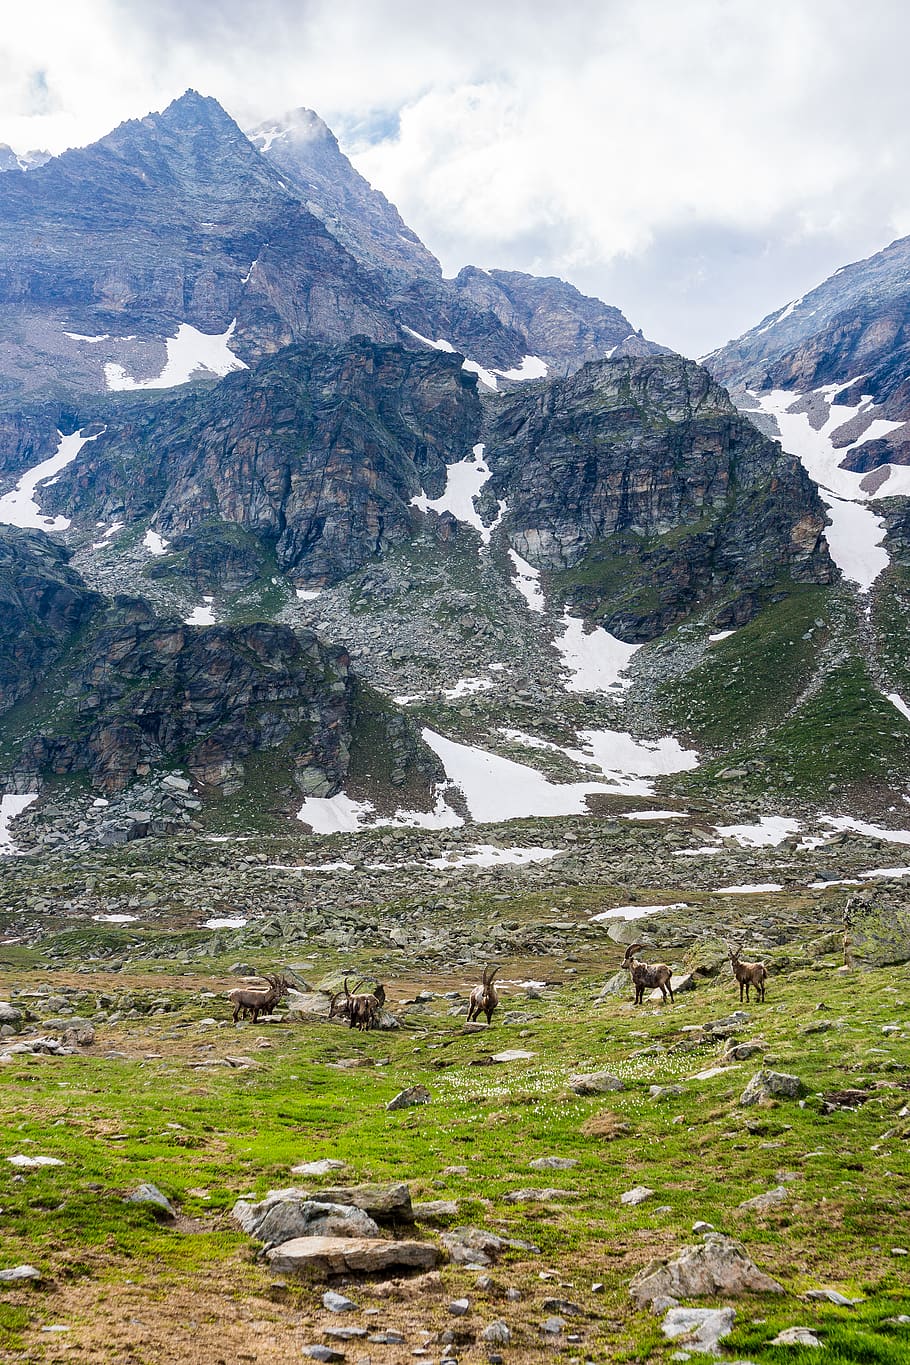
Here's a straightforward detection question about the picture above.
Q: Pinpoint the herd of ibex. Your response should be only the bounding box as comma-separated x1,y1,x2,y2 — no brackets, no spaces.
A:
226,937,770,1026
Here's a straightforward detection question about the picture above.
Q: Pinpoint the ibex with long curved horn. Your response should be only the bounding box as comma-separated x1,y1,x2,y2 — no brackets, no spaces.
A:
727,943,767,1003
228,973,289,1024
467,965,499,1024
330,978,386,1031
622,944,674,1005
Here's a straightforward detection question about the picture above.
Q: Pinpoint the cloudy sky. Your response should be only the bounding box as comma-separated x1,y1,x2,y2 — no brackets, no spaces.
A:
1,0,908,355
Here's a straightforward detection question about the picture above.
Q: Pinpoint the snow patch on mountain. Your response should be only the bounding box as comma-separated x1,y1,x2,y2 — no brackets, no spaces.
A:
411,443,505,544
0,794,38,855
754,387,905,591
104,321,247,391
555,615,639,691
508,550,546,612
0,429,99,532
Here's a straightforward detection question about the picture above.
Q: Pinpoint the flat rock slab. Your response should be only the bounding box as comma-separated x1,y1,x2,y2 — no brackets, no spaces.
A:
570,1071,624,1095
491,1049,536,1063
306,1182,414,1224
630,1234,784,1307
662,1305,736,1353
413,1200,459,1224
649,973,695,1002
7,1154,64,1169
267,1235,440,1278
504,1187,579,1203
529,1157,579,1170
738,1186,788,1212
292,1159,347,1176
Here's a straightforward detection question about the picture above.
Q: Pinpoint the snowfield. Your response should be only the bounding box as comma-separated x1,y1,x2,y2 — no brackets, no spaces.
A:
104,321,247,391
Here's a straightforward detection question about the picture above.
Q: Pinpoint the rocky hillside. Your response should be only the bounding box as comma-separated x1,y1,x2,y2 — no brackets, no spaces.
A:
488,354,833,639
37,339,483,585
0,526,445,832
706,233,910,466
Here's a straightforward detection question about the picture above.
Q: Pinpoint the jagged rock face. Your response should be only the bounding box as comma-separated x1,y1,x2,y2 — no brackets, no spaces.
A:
43,341,483,584
249,108,441,286
0,528,102,714
488,355,833,639
9,594,355,795
0,409,70,488
0,91,397,395
452,268,670,374
707,234,910,452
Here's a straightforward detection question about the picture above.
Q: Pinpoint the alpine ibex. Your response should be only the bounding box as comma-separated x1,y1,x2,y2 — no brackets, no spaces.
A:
330,978,386,1031
228,973,289,1023
622,944,674,1005
728,944,768,1002
467,965,499,1024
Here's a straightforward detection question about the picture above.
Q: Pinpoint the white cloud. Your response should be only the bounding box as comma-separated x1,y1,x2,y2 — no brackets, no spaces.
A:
1,1,909,353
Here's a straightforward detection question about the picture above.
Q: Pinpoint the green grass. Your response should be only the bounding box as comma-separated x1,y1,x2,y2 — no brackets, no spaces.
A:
0,947,908,1361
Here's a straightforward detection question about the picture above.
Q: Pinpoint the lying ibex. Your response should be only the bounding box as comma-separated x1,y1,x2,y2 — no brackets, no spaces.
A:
467,965,499,1024
228,973,289,1023
329,978,386,1031
622,944,674,1005
728,944,768,1003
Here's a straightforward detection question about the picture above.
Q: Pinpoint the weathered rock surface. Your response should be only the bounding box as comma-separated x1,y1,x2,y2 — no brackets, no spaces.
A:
299,1182,414,1225
629,1233,784,1307
233,1193,380,1247
487,355,833,640
569,1070,625,1095
661,1305,736,1355
739,1070,805,1106
386,1084,431,1111
441,1226,506,1267
265,1234,439,1278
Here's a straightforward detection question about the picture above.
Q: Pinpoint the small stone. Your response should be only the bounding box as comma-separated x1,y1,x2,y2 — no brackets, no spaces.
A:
738,1186,788,1212
449,1299,470,1316
491,1049,536,1063
740,1070,805,1106
529,1157,579,1170
542,1298,583,1316
291,1159,347,1176
386,1085,431,1111
621,1186,655,1206
540,1316,566,1335
0,1264,41,1283
482,1320,511,1345
569,1071,624,1095
126,1183,175,1218
805,1289,860,1307
770,1326,822,1347
662,1306,736,1353
891,1247,908,1256
303,1348,346,1363
692,1222,714,1235
323,1290,358,1313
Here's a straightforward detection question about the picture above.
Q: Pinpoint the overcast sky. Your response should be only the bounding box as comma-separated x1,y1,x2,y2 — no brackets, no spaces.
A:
1,0,908,356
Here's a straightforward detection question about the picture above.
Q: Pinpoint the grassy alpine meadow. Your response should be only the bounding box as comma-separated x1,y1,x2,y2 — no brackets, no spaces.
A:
0,935,908,1363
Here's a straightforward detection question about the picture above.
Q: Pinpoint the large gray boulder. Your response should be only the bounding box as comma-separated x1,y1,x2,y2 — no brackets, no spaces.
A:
740,1070,805,1106
266,1235,440,1278
661,1305,736,1354
629,1234,784,1307
232,1191,380,1247
569,1071,624,1095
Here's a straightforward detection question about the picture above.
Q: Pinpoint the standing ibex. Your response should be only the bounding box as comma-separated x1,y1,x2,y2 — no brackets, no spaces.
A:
622,944,675,1005
727,944,768,1002
228,973,289,1023
329,978,386,1031
467,965,499,1024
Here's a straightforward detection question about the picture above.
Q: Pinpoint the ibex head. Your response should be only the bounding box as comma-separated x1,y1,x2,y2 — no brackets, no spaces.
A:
727,943,742,964
622,943,645,970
